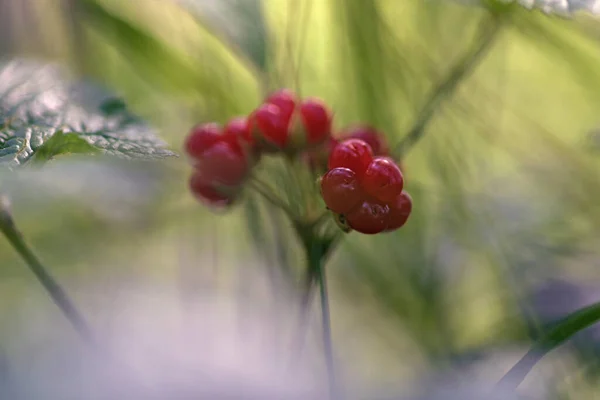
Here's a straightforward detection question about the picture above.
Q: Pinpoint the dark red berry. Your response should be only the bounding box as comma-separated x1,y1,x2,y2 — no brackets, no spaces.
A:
197,141,248,186
189,171,234,208
386,191,412,231
320,167,364,214
343,126,389,156
265,89,297,122
361,157,404,203
328,139,374,175
185,123,222,160
299,98,332,145
252,103,290,149
345,199,390,234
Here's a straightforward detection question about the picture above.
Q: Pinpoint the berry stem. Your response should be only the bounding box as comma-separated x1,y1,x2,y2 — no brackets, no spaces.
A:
0,197,95,345
291,231,341,366
392,12,504,159
311,240,339,400
248,177,300,220
300,235,341,400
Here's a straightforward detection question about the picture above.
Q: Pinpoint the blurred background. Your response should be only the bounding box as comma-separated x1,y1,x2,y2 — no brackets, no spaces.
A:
1,0,600,398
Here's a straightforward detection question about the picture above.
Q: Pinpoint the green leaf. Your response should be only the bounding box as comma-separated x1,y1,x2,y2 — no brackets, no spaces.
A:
453,0,600,15
75,0,261,118
31,131,100,163
0,59,176,167
498,302,600,388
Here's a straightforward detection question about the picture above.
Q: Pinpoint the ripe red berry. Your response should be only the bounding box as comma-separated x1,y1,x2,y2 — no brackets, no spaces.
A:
343,126,389,156
320,167,364,214
361,157,404,203
299,98,332,145
197,141,248,186
345,199,390,234
386,191,412,231
185,123,222,160
225,116,253,147
265,89,297,122
189,171,234,208
328,139,374,175
252,103,290,149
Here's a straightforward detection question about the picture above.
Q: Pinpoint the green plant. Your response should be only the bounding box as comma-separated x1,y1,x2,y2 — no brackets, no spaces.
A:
0,59,175,345
3,0,600,398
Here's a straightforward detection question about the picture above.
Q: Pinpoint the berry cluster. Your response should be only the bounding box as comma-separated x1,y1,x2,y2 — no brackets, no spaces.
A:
185,118,254,207
184,89,332,207
320,139,412,234
184,88,412,235
250,89,332,152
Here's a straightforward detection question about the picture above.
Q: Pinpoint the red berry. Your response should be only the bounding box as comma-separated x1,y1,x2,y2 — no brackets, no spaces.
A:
299,98,332,145
225,116,253,146
197,141,248,186
185,123,222,160
328,139,373,175
386,192,412,231
189,171,234,208
361,157,404,203
345,199,390,234
343,126,389,156
252,103,290,149
320,167,364,214
265,89,297,122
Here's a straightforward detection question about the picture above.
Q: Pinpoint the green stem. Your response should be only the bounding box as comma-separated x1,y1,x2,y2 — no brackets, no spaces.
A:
291,232,341,368
248,178,299,219
0,198,94,344
498,301,600,389
308,238,339,400
393,13,504,159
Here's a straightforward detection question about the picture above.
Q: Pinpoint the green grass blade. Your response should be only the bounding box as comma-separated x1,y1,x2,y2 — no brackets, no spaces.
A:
498,302,600,389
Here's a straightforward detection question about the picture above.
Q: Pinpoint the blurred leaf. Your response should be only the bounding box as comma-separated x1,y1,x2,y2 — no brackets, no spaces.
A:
517,0,600,14
31,131,99,163
177,0,268,71
0,59,176,167
454,0,600,15
75,0,261,118
330,0,395,132
499,301,600,388
0,155,170,224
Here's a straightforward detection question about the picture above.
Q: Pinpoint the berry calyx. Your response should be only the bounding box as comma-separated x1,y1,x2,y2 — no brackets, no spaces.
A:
342,125,389,156
361,157,404,203
332,211,352,233
345,199,390,235
328,139,374,175
386,192,412,231
189,171,235,208
299,98,332,145
320,167,364,214
185,123,222,160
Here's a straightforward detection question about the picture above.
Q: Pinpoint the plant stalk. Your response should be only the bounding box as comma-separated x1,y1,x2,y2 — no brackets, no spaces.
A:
0,197,94,344
393,13,504,159
248,178,300,220
308,238,339,400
